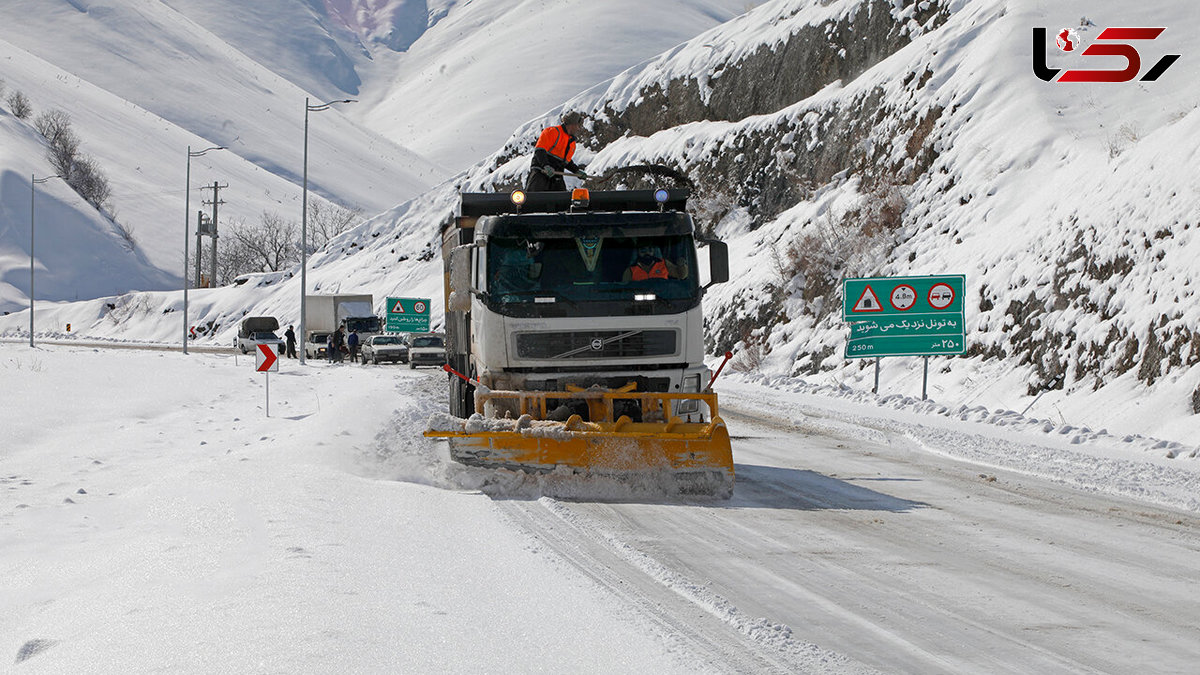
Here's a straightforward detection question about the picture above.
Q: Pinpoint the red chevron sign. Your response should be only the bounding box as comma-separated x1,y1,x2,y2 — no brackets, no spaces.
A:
256,344,279,372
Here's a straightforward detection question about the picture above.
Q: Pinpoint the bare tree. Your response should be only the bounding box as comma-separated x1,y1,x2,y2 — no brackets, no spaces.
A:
234,212,301,272
7,89,32,118
34,109,72,145
307,198,363,251
192,211,308,285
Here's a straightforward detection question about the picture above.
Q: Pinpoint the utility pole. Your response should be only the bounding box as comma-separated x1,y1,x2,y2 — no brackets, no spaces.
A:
201,182,227,287
195,211,209,288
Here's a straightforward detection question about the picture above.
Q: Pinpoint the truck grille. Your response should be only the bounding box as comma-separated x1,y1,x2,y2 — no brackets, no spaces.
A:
515,330,677,359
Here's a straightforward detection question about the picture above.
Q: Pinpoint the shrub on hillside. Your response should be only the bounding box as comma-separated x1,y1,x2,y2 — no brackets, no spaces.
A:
7,89,31,118
34,109,72,145
36,111,113,213
66,154,112,211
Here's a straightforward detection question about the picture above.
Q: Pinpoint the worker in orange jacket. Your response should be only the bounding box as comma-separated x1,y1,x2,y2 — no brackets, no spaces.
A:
525,111,588,191
622,245,689,282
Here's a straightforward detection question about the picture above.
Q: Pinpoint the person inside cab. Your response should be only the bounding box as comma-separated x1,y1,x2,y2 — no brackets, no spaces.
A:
623,244,688,282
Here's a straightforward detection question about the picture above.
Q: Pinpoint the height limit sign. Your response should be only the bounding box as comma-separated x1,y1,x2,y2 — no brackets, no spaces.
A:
386,297,431,333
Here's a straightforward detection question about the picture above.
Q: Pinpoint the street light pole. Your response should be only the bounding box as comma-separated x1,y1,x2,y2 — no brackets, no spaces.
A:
30,174,60,348
300,97,356,365
183,145,225,354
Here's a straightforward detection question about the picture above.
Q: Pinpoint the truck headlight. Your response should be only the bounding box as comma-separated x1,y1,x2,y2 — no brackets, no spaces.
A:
678,374,701,414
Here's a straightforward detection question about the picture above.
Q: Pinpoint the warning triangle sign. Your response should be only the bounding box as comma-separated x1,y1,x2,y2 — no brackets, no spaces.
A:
391,301,405,313
852,286,883,313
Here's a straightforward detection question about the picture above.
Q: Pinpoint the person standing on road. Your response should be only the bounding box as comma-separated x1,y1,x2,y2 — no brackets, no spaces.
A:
525,111,588,192
284,325,297,358
347,329,360,364
332,326,346,363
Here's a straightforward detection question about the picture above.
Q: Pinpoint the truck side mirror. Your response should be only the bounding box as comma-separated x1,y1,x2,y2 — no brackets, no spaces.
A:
448,245,474,312
705,240,729,287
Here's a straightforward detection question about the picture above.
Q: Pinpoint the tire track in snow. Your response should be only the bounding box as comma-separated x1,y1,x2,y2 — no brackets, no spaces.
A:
495,496,882,675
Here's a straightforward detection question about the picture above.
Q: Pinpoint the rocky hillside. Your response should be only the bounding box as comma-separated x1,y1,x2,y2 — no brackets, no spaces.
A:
464,0,1200,416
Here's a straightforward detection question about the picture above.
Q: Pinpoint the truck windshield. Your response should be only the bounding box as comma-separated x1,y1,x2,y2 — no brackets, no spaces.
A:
345,316,382,334
486,234,700,317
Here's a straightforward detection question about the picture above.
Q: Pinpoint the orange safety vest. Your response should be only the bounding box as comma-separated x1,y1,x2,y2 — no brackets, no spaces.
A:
535,125,576,163
630,259,668,281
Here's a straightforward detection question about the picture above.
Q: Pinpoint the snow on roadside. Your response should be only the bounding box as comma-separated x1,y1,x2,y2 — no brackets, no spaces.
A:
0,344,707,673
717,373,1200,514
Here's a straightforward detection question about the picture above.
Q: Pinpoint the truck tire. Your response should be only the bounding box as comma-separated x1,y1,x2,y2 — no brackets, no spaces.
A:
449,372,475,418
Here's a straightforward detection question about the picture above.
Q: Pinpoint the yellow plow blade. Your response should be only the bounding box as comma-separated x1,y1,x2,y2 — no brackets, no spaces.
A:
425,389,734,497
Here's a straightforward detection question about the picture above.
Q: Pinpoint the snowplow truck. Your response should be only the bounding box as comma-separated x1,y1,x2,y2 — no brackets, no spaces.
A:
425,188,734,496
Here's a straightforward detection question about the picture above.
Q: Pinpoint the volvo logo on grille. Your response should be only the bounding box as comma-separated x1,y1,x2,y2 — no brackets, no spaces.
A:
591,338,604,351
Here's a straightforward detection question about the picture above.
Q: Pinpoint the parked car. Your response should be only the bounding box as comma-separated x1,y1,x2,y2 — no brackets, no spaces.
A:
237,331,284,356
361,335,408,365
305,332,330,359
407,333,445,369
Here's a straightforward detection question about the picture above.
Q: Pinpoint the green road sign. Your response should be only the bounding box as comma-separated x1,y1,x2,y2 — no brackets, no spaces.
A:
386,297,431,332
843,275,964,321
843,275,965,359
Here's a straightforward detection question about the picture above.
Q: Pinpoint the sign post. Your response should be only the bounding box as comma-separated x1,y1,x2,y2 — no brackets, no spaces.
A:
255,344,279,416
386,297,431,333
843,275,965,397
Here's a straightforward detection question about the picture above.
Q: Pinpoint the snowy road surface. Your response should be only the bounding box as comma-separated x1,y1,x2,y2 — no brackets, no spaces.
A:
502,403,1200,674
4,344,1198,673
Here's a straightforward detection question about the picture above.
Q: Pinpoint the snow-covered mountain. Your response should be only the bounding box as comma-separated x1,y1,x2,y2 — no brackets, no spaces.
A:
2,0,1198,445
0,0,443,312
0,0,751,312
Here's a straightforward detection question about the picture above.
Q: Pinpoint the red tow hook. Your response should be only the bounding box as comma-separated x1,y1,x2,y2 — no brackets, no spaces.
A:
706,351,734,390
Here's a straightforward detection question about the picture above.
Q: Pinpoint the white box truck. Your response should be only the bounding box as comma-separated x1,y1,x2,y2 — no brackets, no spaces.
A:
304,295,382,346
